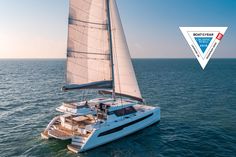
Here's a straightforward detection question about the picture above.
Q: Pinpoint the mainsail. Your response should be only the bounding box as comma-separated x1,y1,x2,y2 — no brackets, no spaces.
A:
65,0,112,90
63,0,143,102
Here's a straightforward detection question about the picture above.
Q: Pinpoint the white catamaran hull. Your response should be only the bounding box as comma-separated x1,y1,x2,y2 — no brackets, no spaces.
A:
70,107,160,153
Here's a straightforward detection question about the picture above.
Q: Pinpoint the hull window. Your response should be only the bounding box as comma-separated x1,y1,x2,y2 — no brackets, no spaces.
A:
98,113,153,137
114,106,137,117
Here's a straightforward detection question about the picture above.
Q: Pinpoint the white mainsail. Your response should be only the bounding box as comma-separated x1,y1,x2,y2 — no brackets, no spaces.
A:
65,0,112,89
64,0,142,101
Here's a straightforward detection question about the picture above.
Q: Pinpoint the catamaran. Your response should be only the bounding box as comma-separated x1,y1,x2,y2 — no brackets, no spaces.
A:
41,0,160,153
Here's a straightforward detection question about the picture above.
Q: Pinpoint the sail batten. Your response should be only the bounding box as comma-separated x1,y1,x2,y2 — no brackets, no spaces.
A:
69,17,108,26
68,50,110,57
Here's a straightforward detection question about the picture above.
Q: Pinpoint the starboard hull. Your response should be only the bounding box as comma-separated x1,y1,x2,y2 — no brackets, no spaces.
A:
78,107,160,152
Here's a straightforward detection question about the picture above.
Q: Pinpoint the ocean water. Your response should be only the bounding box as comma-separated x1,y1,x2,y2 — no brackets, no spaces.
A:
0,59,236,157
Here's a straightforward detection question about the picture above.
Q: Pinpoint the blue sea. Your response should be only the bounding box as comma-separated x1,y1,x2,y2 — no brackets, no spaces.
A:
0,59,235,157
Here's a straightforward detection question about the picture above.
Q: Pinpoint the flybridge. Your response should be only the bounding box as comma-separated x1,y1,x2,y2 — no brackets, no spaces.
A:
193,33,214,36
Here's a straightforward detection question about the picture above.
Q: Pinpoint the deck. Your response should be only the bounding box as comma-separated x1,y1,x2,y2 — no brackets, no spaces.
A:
67,144,81,153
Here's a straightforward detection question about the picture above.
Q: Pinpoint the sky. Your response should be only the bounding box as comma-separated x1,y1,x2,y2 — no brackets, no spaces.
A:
0,0,235,59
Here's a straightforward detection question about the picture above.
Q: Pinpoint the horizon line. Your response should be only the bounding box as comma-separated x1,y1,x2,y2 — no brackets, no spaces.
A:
0,57,235,60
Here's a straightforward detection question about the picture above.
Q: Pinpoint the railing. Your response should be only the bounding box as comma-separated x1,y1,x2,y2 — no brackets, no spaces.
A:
44,116,60,132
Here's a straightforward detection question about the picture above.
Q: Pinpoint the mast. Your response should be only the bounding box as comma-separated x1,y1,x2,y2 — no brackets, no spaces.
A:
106,0,116,100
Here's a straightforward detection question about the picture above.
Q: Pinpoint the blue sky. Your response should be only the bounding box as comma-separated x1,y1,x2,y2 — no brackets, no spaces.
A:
0,0,235,58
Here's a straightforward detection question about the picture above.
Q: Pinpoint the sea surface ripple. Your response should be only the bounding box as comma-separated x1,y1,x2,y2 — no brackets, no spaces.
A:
0,59,235,157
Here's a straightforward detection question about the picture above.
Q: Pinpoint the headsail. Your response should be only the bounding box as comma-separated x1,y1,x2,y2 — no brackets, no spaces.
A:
109,0,142,101
64,0,143,102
